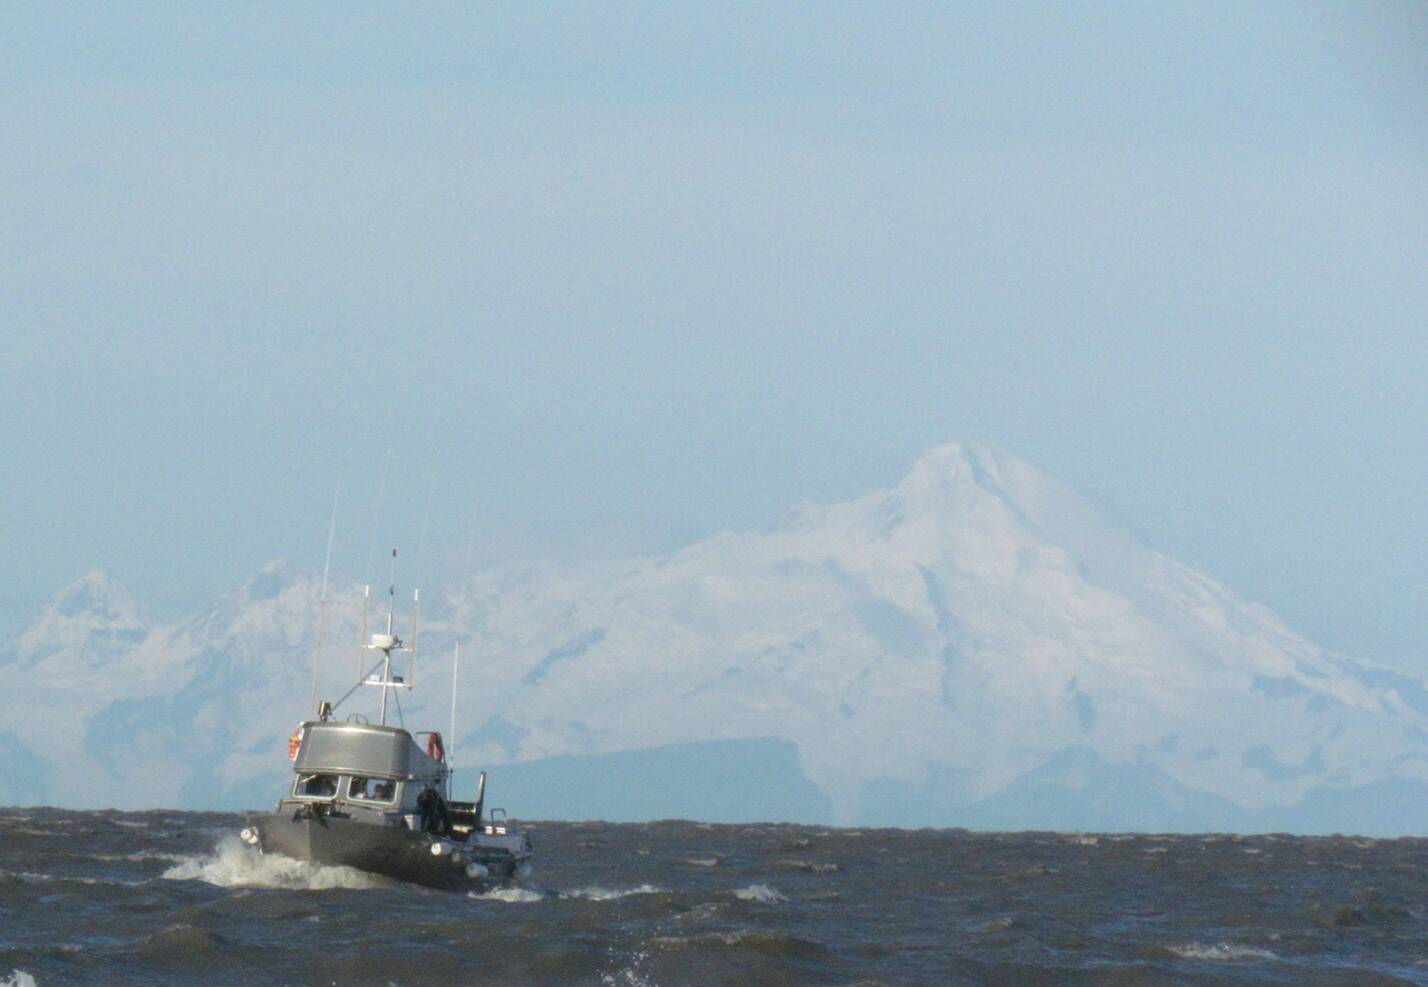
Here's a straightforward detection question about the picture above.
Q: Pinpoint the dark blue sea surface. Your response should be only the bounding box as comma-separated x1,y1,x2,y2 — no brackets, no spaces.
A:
3,808,1428,985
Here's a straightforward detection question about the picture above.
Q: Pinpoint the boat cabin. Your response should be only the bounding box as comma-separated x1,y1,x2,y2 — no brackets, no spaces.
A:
286,720,446,826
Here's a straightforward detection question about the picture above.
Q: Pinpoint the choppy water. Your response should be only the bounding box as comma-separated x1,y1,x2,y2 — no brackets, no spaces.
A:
3,809,1428,985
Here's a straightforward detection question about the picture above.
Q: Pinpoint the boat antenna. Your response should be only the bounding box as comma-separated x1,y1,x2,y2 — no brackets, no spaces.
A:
356,548,418,727
448,641,460,799
308,484,339,716
380,548,397,725
358,585,370,681
386,547,397,638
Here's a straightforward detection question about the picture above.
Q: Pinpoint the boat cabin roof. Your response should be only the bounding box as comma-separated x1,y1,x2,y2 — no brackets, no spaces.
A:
294,721,443,782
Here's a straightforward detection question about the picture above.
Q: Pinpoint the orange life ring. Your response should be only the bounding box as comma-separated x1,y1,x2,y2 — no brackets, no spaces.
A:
426,732,445,763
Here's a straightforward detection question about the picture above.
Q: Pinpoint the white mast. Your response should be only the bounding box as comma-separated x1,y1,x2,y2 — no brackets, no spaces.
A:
448,641,460,799
307,487,339,716
357,548,418,727
380,548,396,725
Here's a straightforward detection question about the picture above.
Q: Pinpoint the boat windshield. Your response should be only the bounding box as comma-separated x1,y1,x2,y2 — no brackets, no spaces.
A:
294,773,339,798
349,776,397,804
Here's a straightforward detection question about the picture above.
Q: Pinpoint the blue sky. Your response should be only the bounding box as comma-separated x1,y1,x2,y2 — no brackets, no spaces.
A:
3,3,1426,664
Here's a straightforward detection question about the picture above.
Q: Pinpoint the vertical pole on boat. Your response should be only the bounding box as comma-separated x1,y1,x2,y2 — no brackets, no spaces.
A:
379,549,396,727
309,596,327,717
359,585,371,681
379,646,391,726
386,548,397,638
409,589,420,689
448,641,460,800
308,487,339,717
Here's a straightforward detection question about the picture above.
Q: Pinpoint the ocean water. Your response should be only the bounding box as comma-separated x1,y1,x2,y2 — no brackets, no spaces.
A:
3,808,1428,986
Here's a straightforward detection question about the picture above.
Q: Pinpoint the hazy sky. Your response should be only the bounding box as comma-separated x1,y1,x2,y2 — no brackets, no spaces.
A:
3,3,1426,665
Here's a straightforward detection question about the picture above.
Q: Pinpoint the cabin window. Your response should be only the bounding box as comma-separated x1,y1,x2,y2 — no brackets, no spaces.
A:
349,776,397,804
294,773,339,798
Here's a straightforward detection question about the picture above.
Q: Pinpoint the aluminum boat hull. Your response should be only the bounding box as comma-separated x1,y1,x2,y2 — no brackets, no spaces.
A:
252,811,520,889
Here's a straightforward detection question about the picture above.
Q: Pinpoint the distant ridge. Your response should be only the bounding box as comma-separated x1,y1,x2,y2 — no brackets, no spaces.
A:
6,442,1428,834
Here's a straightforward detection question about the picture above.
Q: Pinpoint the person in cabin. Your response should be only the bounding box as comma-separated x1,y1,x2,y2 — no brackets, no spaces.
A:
351,777,395,802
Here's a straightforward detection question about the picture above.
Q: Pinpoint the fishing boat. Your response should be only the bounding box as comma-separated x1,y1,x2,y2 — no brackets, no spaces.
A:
239,554,533,888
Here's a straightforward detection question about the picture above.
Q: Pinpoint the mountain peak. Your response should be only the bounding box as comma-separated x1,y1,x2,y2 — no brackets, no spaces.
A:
910,440,982,469
891,441,1030,516
53,569,139,622
240,560,299,603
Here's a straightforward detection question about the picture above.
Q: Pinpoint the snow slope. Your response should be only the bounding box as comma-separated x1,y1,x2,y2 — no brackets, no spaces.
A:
6,443,1427,833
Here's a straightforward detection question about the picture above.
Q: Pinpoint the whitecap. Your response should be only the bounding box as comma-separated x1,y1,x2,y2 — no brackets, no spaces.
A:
600,950,656,986
566,884,664,901
733,883,786,903
161,837,397,891
0,869,146,888
684,857,721,867
0,971,38,987
90,851,189,863
777,859,840,873
1169,942,1277,961
468,886,545,903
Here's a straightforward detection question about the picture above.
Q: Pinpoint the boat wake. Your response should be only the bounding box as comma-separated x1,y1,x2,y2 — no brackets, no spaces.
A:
161,837,400,891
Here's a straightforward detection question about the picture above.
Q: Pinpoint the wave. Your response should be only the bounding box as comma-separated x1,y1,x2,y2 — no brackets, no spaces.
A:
160,837,398,891
732,883,786,903
599,952,658,987
651,929,827,958
469,886,546,903
566,884,664,901
89,851,189,863
467,884,664,903
775,858,839,873
131,923,225,955
1167,942,1278,962
0,869,146,888
0,972,38,987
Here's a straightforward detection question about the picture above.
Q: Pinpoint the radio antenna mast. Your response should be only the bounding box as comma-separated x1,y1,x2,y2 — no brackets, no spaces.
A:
386,548,397,637
448,641,460,798
358,549,419,727
308,486,339,716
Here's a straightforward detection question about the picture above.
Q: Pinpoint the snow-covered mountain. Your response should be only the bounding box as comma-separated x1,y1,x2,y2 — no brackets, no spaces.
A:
6,443,1428,834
